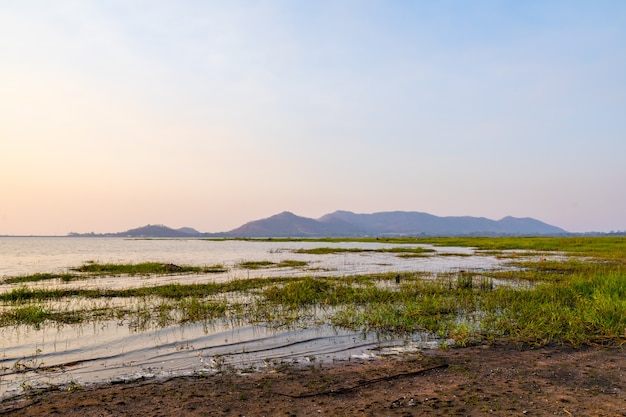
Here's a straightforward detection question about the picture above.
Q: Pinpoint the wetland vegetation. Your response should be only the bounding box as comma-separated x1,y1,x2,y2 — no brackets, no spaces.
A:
292,246,435,256
1,237,625,348
2,262,228,284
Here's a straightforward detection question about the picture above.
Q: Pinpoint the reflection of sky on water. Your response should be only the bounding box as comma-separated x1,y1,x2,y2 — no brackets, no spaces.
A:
0,321,442,400
0,238,508,292
0,238,510,399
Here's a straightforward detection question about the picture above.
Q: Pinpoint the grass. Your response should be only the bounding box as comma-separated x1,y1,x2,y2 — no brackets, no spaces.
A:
418,236,626,262
1,237,625,348
236,259,308,269
3,273,81,284
71,261,226,275
293,246,435,256
1,262,229,284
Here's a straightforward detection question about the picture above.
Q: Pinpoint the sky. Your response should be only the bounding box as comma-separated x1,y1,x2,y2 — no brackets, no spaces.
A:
1,1,625,235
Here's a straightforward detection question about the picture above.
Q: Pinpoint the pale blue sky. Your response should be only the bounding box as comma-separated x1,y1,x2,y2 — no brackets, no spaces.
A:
1,1,625,235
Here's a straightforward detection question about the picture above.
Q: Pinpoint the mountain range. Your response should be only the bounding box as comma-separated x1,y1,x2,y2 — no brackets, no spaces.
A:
70,210,568,237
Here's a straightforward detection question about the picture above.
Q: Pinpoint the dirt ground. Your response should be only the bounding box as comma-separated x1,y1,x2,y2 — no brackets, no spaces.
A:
1,344,624,416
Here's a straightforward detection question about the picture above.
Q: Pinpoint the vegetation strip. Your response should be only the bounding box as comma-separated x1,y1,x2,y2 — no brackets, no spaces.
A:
293,246,435,256
236,260,308,269
2,262,228,284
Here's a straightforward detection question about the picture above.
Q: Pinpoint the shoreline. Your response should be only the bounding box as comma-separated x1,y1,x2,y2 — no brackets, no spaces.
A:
2,344,624,416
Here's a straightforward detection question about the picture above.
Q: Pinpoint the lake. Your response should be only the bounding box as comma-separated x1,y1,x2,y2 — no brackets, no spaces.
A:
0,237,508,399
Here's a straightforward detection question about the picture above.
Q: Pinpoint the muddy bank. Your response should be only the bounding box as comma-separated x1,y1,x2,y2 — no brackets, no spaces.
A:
2,344,624,416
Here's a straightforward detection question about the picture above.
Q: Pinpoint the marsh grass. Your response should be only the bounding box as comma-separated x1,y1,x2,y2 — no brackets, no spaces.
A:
2,273,81,284
420,236,626,262
1,237,625,347
2,262,229,285
236,259,309,269
293,246,435,256
277,259,308,268
236,260,276,269
71,261,226,275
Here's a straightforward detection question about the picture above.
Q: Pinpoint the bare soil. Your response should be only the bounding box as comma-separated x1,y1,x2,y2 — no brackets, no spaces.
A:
1,344,624,416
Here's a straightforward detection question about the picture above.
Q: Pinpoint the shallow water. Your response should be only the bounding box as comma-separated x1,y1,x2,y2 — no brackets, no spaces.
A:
0,237,509,399
0,321,443,399
0,238,500,291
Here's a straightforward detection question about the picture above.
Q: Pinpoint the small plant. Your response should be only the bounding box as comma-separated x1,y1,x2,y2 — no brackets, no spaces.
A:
67,381,83,392
236,260,276,269
457,272,474,290
202,264,228,273
277,259,308,268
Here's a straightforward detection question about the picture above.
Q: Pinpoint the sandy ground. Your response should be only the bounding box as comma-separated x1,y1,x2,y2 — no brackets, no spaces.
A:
1,344,624,416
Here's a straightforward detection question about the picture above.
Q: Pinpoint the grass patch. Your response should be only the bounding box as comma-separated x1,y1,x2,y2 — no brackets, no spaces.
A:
419,236,626,262
71,261,209,275
3,273,82,284
2,262,230,284
236,260,309,269
293,247,366,255
277,259,308,268
293,246,435,256
237,260,278,269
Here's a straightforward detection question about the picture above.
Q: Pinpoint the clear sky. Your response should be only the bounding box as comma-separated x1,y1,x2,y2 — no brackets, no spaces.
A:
1,1,625,235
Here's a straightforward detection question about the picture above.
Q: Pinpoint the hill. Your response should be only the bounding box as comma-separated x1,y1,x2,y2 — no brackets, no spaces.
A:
224,210,567,237
67,211,568,238
69,224,205,238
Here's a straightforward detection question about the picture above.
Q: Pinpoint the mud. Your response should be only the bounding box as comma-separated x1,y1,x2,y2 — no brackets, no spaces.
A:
1,344,624,416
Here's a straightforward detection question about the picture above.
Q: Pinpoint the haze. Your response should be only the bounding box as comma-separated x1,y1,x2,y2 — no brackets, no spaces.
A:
1,1,625,236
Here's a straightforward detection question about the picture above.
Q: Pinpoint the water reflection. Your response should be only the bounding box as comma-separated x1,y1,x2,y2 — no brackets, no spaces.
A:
0,320,445,399
0,238,515,399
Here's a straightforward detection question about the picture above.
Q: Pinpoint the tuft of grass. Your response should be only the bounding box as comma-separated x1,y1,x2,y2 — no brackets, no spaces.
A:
202,264,229,273
2,305,49,327
277,259,308,268
236,260,277,269
71,262,206,275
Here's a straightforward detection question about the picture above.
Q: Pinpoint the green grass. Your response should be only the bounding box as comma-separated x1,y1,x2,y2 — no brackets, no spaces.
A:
71,261,210,275
236,260,309,269
419,236,626,261
236,260,276,269
3,273,81,284
1,237,625,348
292,247,366,254
1,262,229,284
277,259,308,268
293,246,435,256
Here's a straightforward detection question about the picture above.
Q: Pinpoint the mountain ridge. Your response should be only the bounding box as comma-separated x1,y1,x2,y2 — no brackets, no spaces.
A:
225,210,567,237
67,210,568,237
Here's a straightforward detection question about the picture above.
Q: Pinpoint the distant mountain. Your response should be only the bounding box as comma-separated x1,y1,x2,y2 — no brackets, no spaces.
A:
115,224,201,238
69,224,206,238
176,227,201,235
225,211,361,237
223,210,567,237
67,211,568,238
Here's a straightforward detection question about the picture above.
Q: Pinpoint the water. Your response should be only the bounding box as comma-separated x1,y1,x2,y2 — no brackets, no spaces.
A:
0,237,506,399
